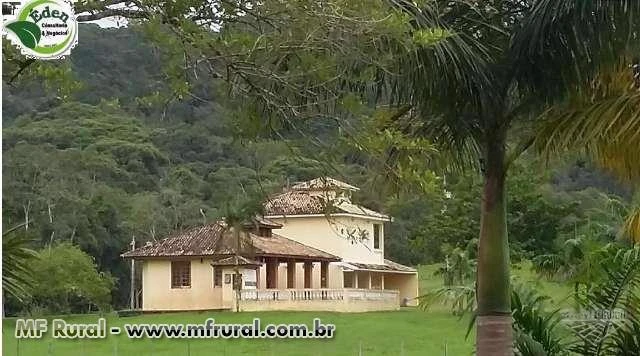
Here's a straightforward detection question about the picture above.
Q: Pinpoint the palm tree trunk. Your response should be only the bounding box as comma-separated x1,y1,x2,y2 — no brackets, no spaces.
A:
476,136,512,356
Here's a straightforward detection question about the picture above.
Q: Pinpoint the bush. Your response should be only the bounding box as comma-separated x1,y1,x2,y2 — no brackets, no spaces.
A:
24,242,115,315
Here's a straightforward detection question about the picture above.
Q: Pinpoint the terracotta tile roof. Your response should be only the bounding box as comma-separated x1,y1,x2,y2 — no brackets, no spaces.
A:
122,223,227,258
342,259,416,273
383,259,417,272
252,233,338,260
122,223,339,262
264,190,390,220
292,177,360,191
264,190,331,215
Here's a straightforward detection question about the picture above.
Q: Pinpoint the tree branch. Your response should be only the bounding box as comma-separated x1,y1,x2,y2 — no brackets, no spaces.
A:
76,8,147,22
6,58,36,85
505,135,534,169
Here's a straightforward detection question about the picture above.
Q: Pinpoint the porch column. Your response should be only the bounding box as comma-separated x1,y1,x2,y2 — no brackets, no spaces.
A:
266,258,278,289
287,260,296,289
256,262,261,289
303,261,313,289
368,272,372,289
320,261,329,288
354,271,359,289
256,259,267,289
381,274,385,289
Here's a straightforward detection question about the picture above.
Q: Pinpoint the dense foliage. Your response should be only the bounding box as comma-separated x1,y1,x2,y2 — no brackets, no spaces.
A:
2,25,636,314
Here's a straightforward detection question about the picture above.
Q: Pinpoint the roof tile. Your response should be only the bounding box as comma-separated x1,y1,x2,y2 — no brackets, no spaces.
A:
264,190,390,220
122,222,339,261
291,177,359,191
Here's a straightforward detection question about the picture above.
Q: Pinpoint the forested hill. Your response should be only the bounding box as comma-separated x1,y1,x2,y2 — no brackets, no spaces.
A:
2,25,634,310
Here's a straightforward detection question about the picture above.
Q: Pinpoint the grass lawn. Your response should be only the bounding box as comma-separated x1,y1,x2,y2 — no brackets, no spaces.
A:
2,263,571,356
418,263,574,307
3,309,473,356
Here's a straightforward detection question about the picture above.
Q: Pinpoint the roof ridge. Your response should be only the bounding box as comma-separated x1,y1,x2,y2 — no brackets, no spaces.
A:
291,176,360,192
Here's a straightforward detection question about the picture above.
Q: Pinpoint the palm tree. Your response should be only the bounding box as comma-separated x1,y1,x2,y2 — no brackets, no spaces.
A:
379,2,638,354
250,0,637,351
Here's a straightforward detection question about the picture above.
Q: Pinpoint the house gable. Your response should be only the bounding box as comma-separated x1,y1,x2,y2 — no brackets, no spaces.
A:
263,177,389,264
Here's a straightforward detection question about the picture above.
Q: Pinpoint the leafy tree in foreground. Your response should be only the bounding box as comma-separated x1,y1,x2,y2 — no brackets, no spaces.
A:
27,243,115,315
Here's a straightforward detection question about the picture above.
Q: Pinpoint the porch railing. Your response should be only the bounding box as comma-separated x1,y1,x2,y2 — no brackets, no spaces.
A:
238,288,399,302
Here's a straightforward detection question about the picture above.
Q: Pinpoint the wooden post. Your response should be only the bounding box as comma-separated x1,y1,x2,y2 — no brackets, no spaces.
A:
266,258,273,289
266,258,279,289
381,274,385,289
303,261,313,289
320,262,329,288
354,271,359,289
256,262,260,289
287,260,296,288
273,258,279,289
368,272,372,289
129,235,135,310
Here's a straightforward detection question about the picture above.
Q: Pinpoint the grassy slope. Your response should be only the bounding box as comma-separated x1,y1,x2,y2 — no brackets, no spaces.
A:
2,264,571,356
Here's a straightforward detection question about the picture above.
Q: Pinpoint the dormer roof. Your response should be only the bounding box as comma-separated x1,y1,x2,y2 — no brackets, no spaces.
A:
264,180,391,221
291,177,359,192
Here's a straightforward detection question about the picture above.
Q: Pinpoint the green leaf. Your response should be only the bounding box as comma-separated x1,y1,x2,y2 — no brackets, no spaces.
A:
6,21,41,49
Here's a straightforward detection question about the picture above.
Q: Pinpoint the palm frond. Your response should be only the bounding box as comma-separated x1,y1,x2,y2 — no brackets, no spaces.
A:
535,61,640,182
2,230,37,301
417,284,476,316
511,283,567,356
606,292,640,354
568,246,640,355
389,1,499,113
532,253,565,279
511,0,640,101
382,1,503,170
621,208,640,244
515,332,550,356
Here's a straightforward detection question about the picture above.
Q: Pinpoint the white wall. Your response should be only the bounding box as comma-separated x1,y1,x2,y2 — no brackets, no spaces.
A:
267,215,384,264
141,260,261,310
142,259,223,311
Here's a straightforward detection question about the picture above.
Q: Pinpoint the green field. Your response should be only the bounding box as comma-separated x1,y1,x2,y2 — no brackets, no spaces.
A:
2,265,572,356
419,263,574,307
3,310,473,356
